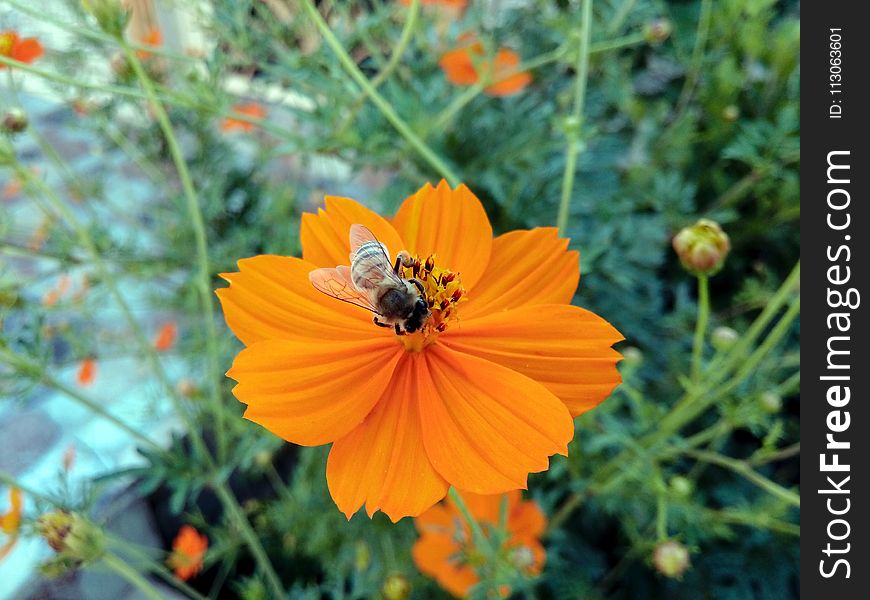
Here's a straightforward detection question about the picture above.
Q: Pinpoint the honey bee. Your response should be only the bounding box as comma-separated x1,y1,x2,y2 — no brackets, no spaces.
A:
309,224,431,335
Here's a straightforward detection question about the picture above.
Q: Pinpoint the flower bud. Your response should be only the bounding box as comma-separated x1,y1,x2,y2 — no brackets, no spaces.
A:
711,326,739,351
672,219,731,276
382,574,411,600
621,346,643,368
176,378,198,398
644,18,673,44
759,391,782,414
37,511,104,565
652,540,690,579
722,105,740,122
354,540,370,572
2,108,28,134
669,476,693,499
81,0,130,38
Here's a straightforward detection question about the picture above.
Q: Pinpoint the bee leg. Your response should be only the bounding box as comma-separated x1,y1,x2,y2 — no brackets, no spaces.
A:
373,316,391,328
410,278,425,294
393,256,403,275
394,323,405,336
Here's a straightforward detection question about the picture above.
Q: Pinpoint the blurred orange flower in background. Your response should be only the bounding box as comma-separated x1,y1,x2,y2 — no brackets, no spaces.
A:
439,39,532,97
0,488,23,561
221,103,268,132
0,31,44,68
135,28,163,59
167,525,208,581
413,491,546,597
154,322,178,351
77,358,97,387
218,180,623,521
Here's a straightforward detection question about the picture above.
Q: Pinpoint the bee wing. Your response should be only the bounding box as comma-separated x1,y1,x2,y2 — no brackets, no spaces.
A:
349,224,392,263
348,224,405,285
309,267,380,314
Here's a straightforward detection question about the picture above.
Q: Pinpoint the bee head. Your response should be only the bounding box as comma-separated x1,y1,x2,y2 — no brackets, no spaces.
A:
403,297,431,334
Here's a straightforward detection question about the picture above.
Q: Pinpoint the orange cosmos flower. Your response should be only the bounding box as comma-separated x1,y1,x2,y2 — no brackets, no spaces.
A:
77,358,97,387
0,31,44,68
167,525,208,581
136,28,163,59
154,322,178,351
413,491,546,597
1,488,23,561
221,103,268,132
439,40,532,97
217,180,622,521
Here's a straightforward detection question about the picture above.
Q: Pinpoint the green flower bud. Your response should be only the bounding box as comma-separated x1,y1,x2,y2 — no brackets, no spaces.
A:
37,511,105,567
621,346,643,368
672,219,731,276
759,391,782,414
722,105,740,122
669,476,693,499
382,574,411,600
711,326,739,351
2,108,28,134
644,18,673,44
653,540,690,579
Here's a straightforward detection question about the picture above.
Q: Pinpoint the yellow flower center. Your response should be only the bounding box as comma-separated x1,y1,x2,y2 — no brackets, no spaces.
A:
397,253,466,352
0,34,14,57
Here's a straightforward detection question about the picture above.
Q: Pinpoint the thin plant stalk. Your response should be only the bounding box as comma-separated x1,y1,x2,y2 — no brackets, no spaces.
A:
691,275,710,382
0,348,162,453
556,0,594,236
300,0,461,186
102,553,165,600
448,487,494,556
336,0,421,137
118,40,226,465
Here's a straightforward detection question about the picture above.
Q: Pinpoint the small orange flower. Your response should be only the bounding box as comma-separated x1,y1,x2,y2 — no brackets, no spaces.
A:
0,31,44,68
1,488,23,561
221,103,268,132
167,525,208,581
217,180,623,521
136,28,163,59
413,491,546,598
439,39,532,97
77,358,97,387
153,322,178,352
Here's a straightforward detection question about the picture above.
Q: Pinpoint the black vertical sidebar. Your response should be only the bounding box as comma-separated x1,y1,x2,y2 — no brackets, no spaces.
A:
801,2,870,598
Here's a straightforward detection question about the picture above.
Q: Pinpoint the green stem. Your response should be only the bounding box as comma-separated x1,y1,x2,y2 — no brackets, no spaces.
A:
426,83,485,136
336,0,421,137
590,32,646,54
556,0,594,236
707,508,799,537
448,488,495,556
681,449,800,507
299,0,461,186
673,0,713,117
691,275,709,382
606,0,638,34
119,41,226,464
214,484,285,598
0,347,162,452
102,553,164,600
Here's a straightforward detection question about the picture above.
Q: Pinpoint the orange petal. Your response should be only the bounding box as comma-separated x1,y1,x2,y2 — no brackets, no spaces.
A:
392,181,492,290
414,502,456,534
228,337,402,446
12,38,43,64
484,49,532,96
301,196,405,269
419,345,574,494
508,498,546,540
327,354,449,521
441,304,623,417
216,255,380,346
439,47,479,85
412,533,478,598
461,228,578,319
